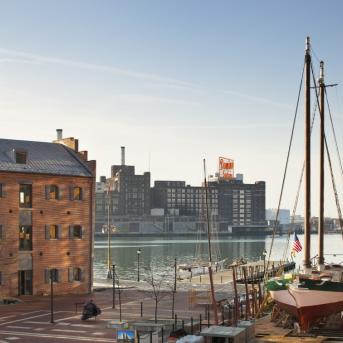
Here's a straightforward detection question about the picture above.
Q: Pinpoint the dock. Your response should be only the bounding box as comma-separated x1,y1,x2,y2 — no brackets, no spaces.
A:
180,260,294,285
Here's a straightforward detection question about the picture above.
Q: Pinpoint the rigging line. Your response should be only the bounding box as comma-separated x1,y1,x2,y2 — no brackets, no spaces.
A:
281,101,318,263
280,61,318,268
264,61,305,279
324,137,343,238
311,62,343,238
325,87,343,185
310,46,321,64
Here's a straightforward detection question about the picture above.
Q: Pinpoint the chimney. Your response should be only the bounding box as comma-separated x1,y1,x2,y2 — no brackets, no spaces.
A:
121,146,125,166
56,129,63,140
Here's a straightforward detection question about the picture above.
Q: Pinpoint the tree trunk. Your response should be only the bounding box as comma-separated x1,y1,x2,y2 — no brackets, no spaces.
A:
155,300,158,323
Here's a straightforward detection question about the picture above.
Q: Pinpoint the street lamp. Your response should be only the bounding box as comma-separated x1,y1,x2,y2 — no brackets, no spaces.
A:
104,179,117,279
50,268,56,323
105,224,116,279
262,249,267,274
137,248,142,282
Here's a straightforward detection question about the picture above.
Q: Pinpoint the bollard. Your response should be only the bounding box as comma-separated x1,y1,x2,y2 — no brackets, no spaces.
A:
182,319,184,330
200,275,202,283
199,314,202,331
174,314,177,328
221,275,223,284
161,327,164,343
207,305,210,327
140,302,143,317
240,297,243,319
191,317,194,334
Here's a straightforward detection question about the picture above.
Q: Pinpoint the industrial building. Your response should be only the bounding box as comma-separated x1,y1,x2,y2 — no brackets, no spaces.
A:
0,130,96,297
95,152,266,234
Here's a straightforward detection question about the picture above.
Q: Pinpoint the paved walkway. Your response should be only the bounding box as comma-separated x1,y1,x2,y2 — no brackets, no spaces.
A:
0,285,217,343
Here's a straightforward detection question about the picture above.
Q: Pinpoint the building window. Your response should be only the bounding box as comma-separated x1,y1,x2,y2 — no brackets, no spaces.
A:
46,185,59,200
45,225,61,240
19,226,32,251
45,268,60,283
0,225,3,240
19,184,32,208
68,267,83,282
69,225,83,239
71,187,83,200
15,150,27,164
0,184,3,197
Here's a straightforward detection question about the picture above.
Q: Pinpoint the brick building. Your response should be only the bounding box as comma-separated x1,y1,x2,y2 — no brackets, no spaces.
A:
0,131,96,297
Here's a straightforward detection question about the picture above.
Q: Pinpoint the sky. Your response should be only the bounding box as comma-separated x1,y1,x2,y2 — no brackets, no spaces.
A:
0,0,343,217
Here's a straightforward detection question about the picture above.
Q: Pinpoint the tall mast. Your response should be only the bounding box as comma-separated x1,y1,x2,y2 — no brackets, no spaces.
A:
304,36,311,270
203,159,218,325
318,61,325,266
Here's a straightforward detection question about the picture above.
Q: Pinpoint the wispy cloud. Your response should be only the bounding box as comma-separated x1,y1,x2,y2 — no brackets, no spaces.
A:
0,47,293,110
127,123,288,129
0,47,195,88
222,90,293,110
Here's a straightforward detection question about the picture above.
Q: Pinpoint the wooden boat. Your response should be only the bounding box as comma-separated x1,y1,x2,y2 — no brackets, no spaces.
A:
268,37,343,331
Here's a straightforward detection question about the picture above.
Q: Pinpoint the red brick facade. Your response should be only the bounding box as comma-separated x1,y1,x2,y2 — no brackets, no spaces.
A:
0,141,95,297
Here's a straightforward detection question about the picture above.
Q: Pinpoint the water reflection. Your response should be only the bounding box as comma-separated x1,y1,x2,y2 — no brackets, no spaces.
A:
94,234,343,281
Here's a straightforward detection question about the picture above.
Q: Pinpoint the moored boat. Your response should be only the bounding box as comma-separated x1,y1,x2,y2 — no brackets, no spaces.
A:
268,37,343,331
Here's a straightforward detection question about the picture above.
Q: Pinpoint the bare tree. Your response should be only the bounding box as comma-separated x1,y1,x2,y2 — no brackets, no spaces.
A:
143,268,172,323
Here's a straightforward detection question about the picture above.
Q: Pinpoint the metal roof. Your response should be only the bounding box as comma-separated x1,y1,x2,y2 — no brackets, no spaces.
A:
0,138,93,177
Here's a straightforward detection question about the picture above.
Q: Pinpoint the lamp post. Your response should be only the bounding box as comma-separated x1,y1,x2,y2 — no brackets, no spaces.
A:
137,248,142,282
112,264,116,309
105,179,117,279
106,223,117,279
262,249,267,274
50,269,55,324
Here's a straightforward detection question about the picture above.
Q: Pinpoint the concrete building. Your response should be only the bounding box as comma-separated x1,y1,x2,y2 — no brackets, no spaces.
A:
151,181,218,217
152,178,265,233
0,130,96,297
95,153,266,235
216,179,266,231
266,209,290,225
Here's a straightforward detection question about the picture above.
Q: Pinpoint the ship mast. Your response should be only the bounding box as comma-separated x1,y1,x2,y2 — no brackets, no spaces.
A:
203,159,219,325
318,61,325,267
304,36,312,271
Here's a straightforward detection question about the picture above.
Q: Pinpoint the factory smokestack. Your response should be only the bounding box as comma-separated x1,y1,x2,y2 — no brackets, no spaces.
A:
121,146,125,166
56,129,63,140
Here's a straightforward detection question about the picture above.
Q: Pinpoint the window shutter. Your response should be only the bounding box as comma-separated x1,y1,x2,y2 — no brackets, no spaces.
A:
68,267,73,282
69,186,74,201
69,225,73,239
44,269,50,284
0,184,5,198
45,185,50,200
80,268,85,282
57,269,62,283
45,225,50,240
81,226,85,239
57,225,62,239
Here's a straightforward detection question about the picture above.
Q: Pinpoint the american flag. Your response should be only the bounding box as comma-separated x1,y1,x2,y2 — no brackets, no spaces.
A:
292,233,302,254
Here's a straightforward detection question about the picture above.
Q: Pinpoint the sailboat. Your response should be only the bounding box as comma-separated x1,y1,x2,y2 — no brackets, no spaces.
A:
177,166,226,280
268,37,343,331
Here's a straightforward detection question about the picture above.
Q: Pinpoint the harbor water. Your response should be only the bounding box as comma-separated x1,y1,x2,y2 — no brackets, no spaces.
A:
94,233,343,281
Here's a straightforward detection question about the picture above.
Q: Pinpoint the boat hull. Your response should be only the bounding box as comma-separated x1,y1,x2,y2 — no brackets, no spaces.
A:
270,285,343,330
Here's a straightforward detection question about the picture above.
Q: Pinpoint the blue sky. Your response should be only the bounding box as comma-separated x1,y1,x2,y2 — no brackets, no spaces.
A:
0,1,343,216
